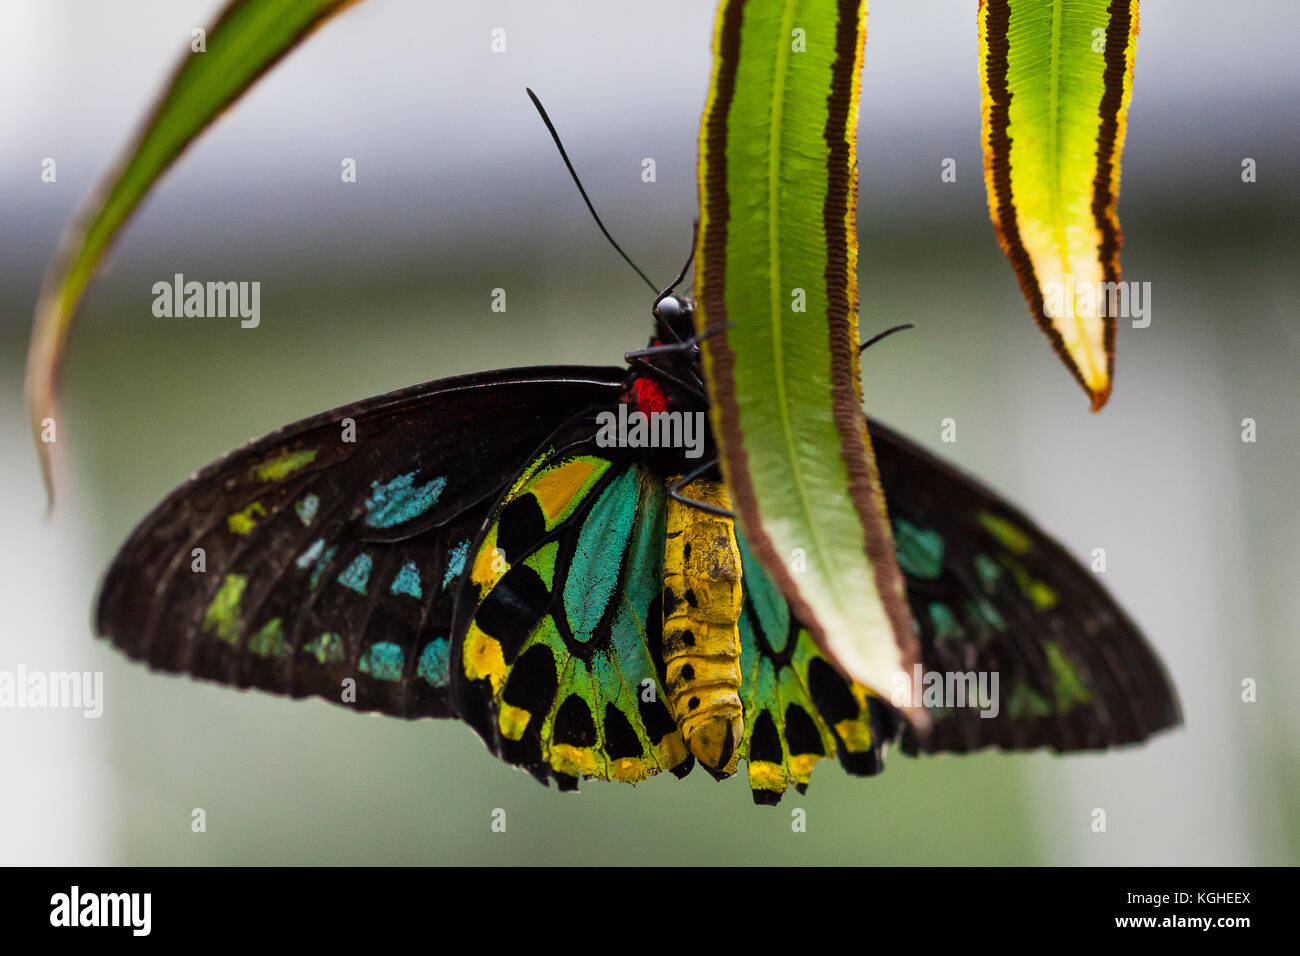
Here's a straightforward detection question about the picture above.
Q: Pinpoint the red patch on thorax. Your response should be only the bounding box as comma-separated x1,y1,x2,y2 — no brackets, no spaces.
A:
633,377,669,414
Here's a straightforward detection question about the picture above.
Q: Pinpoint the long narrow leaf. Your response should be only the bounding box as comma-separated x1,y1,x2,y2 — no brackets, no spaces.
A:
979,0,1140,410
26,0,362,504
694,0,922,719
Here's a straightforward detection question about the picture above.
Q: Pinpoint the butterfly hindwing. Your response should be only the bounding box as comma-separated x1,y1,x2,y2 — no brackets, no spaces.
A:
96,367,624,720
732,532,902,804
452,438,903,801
451,436,694,788
703,418,1181,802
868,420,1182,754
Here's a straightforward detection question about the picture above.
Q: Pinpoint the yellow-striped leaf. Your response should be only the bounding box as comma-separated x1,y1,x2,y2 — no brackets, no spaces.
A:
26,0,362,504
694,0,923,720
979,0,1140,409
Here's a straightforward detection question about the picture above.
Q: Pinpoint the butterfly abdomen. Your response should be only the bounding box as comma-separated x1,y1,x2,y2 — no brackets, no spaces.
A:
662,479,743,774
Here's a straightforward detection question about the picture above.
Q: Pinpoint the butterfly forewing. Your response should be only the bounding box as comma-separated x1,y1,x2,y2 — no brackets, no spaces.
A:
96,367,624,720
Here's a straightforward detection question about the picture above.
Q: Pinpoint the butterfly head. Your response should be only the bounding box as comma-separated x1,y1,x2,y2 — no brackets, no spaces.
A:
652,294,696,344
641,294,705,408
621,292,711,442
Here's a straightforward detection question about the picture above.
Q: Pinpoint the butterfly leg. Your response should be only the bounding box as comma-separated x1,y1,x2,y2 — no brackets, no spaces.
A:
623,321,727,362
652,229,697,311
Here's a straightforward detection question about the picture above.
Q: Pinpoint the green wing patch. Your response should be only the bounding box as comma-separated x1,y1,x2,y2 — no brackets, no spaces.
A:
734,533,901,805
452,450,692,790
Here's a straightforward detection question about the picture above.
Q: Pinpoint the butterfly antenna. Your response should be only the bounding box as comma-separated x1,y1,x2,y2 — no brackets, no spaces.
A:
859,323,915,353
526,88,658,294
653,229,697,310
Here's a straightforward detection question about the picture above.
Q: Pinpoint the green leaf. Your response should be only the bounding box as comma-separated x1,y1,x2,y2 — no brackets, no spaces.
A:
979,0,1140,409
694,0,922,721
25,0,363,504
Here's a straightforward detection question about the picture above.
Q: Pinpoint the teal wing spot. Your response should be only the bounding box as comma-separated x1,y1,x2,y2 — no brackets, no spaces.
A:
974,553,1002,592
894,518,944,580
364,472,446,529
308,546,338,589
968,597,1007,633
296,539,324,569
442,539,470,590
928,601,966,641
359,642,404,681
294,493,320,526
417,639,450,687
337,553,372,594
390,560,422,599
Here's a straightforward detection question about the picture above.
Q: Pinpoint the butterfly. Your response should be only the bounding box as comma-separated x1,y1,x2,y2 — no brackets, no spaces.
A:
96,272,1181,804
95,92,1179,804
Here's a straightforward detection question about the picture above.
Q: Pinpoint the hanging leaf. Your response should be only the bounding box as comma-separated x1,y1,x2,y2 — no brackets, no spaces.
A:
979,0,1140,410
26,0,362,505
694,0,923,722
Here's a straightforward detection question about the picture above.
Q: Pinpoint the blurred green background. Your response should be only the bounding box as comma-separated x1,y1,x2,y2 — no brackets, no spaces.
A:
1,0,1296,864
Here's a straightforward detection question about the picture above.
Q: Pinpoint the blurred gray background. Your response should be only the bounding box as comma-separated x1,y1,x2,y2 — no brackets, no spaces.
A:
0,0,1295,864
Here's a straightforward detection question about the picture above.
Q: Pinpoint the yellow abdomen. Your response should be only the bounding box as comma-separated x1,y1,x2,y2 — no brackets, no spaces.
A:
662,478,744,774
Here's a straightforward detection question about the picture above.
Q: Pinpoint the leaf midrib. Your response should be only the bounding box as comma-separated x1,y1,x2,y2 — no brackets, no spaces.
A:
1045,0,1101,386
765,6,843,622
